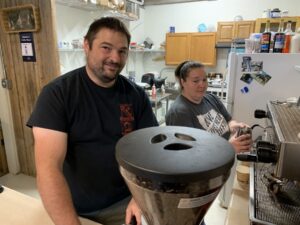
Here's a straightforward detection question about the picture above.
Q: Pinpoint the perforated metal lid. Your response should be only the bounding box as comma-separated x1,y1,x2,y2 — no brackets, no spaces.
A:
116,126,235,183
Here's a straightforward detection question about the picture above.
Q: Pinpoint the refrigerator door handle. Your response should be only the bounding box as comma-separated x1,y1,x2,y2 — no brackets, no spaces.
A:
295,65,300,72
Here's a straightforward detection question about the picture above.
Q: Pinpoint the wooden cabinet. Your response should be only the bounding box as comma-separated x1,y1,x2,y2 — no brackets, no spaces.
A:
217,22,235,42
165,32,216,66
217,21,255,43
255,17,300,33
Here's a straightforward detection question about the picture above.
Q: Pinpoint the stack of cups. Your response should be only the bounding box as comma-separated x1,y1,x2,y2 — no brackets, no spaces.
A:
245,33,262,53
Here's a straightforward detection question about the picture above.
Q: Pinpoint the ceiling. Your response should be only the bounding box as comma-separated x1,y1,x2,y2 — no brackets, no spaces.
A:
143,0,216,6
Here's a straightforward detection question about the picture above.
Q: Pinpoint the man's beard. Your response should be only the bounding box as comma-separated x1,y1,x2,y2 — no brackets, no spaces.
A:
92,62,122,84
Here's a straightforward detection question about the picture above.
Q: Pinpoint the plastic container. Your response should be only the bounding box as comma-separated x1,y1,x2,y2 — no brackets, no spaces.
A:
169,26,175,33
271,8,281,18
262,9,271,18
290,28,300,53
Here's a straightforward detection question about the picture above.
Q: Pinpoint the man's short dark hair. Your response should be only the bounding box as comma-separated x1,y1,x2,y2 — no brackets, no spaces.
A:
84,17,131,48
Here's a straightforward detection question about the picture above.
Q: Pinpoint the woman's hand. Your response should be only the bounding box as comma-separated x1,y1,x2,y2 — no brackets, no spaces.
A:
229,133,252,153
125,198,142,225
228,120,249,134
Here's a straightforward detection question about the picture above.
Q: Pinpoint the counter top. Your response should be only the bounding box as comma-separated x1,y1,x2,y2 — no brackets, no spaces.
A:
0,186,101,225
225,176,250,225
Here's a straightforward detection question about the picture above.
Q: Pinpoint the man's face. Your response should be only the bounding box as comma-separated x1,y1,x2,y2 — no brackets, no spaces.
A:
84,28,129,87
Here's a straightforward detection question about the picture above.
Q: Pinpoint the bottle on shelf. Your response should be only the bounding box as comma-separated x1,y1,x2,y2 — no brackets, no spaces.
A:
290,28,300,53
161,84,165,95
151,84,157,98
273,19,285,53
283,21,294,53
260,20,272,53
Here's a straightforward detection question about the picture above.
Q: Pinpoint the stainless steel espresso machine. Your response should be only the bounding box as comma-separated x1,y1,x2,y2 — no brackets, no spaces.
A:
238,100,300,225
116,126,235,225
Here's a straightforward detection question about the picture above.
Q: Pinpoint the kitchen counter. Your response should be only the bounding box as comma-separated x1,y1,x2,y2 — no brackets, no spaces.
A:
0,186,101,225
225,175,250,225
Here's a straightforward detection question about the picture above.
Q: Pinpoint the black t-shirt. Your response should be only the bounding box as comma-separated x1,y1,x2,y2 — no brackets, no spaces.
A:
27,67,158,213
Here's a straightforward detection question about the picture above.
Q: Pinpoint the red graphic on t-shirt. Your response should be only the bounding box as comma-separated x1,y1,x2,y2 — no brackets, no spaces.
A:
120,104,134,135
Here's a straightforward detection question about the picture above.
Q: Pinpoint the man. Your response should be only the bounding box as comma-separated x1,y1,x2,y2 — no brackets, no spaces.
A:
27,17,158,225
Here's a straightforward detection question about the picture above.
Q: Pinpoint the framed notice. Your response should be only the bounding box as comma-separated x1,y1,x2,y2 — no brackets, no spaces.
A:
20,32,36,62
0,4,40,33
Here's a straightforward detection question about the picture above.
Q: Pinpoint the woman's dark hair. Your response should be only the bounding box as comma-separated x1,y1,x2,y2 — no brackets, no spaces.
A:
84,17,131,48
175,60,205,81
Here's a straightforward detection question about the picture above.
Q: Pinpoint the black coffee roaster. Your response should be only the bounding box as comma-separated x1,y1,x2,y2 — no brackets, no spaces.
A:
116,126,235,225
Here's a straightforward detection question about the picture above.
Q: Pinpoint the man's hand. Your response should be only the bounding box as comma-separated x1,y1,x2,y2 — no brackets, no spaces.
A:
125,198,141,225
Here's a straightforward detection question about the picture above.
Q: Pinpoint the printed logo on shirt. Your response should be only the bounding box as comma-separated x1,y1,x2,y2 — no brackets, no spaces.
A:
120,104,134,135
197,109,229,136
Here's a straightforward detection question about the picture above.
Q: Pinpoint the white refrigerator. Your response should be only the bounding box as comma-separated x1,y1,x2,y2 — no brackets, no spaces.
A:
227,52,300,137
218,52,300,208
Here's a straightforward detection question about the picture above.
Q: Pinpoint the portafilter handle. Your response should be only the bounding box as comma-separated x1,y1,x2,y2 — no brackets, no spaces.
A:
236,152,257,162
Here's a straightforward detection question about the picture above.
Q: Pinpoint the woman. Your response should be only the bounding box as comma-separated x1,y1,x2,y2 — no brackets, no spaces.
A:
165,61,252,224
165,60,252,153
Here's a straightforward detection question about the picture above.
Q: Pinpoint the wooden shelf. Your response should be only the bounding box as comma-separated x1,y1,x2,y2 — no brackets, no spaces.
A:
130,49,165,53
58,48,84,52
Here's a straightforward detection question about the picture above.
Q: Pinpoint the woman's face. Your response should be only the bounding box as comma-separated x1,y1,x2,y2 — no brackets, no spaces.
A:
181,67,208,104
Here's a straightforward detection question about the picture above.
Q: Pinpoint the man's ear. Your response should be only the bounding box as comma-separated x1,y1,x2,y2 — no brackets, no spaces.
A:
83,39,90,54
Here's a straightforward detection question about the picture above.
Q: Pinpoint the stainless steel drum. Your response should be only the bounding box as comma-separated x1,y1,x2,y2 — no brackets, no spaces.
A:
116,126,235,225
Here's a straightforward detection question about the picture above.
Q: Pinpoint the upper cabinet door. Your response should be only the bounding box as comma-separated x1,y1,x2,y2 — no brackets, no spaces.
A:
190,33,216,67
165,32,216,67
217,20,255,43
217,22,235,42
234,21,255,39
255,17,300,33
165,33,190,65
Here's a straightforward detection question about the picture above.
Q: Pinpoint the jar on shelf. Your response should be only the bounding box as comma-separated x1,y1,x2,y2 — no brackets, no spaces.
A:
271,8,281,18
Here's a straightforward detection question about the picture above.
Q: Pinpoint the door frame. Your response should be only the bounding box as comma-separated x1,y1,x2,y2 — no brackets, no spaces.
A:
0,43,20,174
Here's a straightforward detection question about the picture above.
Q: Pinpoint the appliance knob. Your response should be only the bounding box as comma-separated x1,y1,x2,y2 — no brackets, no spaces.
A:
254,109,268,118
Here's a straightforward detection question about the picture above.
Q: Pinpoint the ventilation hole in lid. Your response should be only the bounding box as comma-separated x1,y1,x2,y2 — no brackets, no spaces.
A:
175,133,196,141
164,143,192,151
151,134,167,143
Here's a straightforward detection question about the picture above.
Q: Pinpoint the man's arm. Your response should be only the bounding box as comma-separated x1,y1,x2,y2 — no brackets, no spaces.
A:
33,127,81,225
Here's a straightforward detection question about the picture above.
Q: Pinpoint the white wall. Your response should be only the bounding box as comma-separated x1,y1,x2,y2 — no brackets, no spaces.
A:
55,4,131,74
55,1,300,82
128,0,300,83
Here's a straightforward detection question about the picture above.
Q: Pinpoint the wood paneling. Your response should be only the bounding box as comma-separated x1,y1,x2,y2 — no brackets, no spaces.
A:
0,0,60,175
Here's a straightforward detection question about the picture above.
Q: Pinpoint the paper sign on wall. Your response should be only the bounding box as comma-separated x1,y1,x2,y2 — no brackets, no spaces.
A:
19,32,36,62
